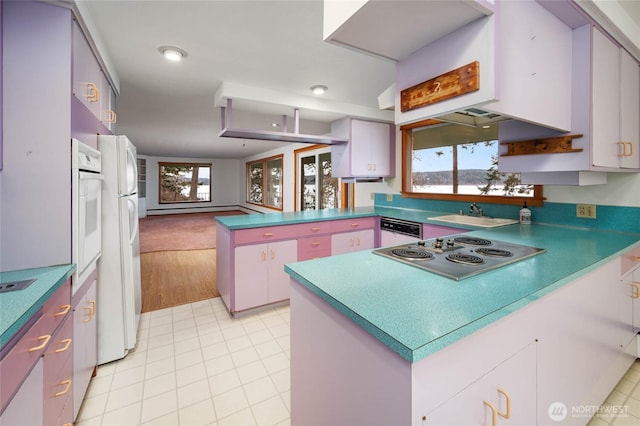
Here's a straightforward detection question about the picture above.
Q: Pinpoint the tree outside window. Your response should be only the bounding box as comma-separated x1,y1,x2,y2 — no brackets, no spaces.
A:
159,163,211,203
247,155,283,210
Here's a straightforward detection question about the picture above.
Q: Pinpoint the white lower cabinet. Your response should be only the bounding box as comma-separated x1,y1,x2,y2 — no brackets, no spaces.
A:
423,343,537,425
331,230,374,255
234,239,297,311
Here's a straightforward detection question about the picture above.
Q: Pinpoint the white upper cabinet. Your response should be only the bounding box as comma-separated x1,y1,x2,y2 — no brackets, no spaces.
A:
395,1,573,132
591,28,640,169
499,24,640,184
330,117,395,178
72,20,116,129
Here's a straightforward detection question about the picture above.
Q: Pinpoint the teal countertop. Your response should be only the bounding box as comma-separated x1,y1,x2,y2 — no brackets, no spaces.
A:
0,264,75,349
215,206,466,230
215,207,379,230
285,224,640,363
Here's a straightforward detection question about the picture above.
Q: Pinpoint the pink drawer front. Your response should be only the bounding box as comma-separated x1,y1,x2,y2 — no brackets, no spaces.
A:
297,221,331,238
43,340,73,426
331,217,375,233
234,225,298,245
298,235,332,261
44,280,72,334
621,245,640,276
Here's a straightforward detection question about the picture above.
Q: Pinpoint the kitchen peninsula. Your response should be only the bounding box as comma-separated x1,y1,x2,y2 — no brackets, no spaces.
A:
284,223,640,425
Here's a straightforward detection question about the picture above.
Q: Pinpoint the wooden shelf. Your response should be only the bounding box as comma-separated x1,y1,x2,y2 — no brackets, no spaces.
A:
500,134,584,156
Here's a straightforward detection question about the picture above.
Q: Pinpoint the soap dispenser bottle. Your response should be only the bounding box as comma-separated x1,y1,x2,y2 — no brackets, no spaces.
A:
519,202,531,224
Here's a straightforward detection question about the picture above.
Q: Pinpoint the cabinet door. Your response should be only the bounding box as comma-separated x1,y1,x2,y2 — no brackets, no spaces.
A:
234,243,269,311
267,239,298,303
350,120,392,177
619,49,640,169
620,272,639,349
331,230,374,255
422,343,536,425
592,29,622,168
73,279,97,420
72,21,102,120
0,360,44,426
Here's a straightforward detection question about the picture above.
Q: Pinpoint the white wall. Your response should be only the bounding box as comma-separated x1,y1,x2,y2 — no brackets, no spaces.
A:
142,155,241,215
544,173,640,207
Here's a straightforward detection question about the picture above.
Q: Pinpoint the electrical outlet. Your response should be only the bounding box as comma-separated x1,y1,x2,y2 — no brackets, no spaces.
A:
576,204,596,219
386,193,393,202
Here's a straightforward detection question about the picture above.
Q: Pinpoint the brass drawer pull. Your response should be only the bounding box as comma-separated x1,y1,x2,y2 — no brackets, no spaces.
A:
55,304,71,317
55,338,72,353
54,380,72,397
497,388,511,419
28,335,51,352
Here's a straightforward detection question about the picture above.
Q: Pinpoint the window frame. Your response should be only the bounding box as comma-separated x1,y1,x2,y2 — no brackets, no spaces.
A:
401,119,544,207
246,154,284,211
157,162,212,204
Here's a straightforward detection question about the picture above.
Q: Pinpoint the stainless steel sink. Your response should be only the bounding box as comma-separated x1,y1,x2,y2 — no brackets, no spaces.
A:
429,214,518,228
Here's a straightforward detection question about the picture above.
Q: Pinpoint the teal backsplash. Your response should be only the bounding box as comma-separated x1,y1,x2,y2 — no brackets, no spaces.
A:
374,194,640,234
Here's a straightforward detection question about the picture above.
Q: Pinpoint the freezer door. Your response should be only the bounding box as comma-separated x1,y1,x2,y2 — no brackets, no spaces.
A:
118,136,138,196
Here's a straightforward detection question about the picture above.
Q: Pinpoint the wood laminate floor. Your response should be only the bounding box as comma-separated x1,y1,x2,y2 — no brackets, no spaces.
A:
140,249,219,313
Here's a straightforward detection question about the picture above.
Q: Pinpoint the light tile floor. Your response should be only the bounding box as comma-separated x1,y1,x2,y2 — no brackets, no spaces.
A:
588,359,640,425
76,297,640,426
76,297,291,426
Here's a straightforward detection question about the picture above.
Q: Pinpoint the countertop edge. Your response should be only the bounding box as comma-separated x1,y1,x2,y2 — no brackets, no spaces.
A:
0,264,76,349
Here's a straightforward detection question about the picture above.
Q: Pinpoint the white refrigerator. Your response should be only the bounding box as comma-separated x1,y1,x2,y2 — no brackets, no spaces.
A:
97,135,142,365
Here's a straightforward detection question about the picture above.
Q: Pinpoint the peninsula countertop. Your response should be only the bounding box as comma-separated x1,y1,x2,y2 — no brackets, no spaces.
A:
284,224,640,363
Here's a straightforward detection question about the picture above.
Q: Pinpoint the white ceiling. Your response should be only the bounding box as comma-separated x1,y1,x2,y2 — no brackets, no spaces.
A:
77,0,640,160
78,0,396,159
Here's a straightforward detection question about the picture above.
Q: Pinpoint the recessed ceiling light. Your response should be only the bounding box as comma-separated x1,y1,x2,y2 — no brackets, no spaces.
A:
271,123,280,127
310,85,328,95
482,125,491,129
159,46,188,62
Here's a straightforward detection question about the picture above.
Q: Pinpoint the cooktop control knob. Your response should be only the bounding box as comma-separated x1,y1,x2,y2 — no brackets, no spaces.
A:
447,239,455,247
417,240,426,246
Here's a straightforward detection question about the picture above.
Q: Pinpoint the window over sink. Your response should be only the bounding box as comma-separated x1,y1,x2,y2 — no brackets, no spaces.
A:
401,119,543,206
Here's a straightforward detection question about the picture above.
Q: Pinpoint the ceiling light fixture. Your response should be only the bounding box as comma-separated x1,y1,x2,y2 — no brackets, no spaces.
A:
159,46,188,62
310,85,328,95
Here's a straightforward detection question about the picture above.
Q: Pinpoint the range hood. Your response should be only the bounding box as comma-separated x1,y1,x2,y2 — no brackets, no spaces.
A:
219,99,347,145
437,108,511,127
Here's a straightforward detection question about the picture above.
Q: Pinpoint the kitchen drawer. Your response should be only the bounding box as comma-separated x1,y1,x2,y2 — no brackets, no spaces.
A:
43,314,72,398
43,342,73,425
43,280,72,334
621,245,640,276
297,221,331,238
298,235,332,261
330,217,375,234
234,225,298,246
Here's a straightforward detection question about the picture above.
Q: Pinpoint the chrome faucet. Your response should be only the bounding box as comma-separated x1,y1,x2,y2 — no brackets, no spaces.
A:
469,202,483,217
